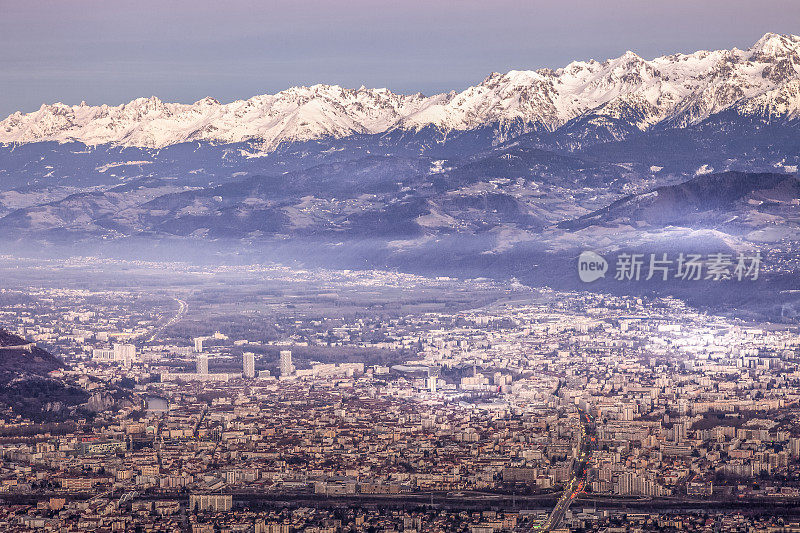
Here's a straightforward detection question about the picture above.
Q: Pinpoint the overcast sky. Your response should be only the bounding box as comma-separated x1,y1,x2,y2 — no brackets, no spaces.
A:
2,0,799,117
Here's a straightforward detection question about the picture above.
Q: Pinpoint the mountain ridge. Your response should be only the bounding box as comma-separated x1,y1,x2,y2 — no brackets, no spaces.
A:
558,171,800,231
2,33,799,152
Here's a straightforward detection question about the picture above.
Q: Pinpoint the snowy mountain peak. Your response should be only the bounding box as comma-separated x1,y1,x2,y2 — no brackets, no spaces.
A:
1,33,799,150
751,32,800,56
618,50,642,61
194,97,220,106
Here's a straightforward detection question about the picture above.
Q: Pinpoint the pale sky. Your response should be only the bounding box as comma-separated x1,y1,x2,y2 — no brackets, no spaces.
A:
1,0,799,117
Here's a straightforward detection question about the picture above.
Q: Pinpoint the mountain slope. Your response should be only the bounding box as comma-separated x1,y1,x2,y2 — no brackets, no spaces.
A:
0,329,141,423
559,171,800,236
0,146,619,241
0,329,88,423
0,329,64,376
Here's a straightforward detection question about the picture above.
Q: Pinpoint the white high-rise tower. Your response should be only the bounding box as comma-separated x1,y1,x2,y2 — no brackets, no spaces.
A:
243,352,255,379
427,375,437,393
279,350,293,377
196,354,209,375
113,343,136,368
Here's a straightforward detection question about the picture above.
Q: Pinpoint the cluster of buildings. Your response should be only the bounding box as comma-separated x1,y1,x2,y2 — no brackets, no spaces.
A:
0,271,799,530
9,502,798,532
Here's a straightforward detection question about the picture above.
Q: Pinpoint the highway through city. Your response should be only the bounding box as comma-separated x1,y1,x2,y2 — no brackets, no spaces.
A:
520,406,596,532
144,297,188,342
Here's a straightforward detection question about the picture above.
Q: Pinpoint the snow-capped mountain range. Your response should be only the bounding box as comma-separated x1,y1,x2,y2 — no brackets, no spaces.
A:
1,32,799,151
